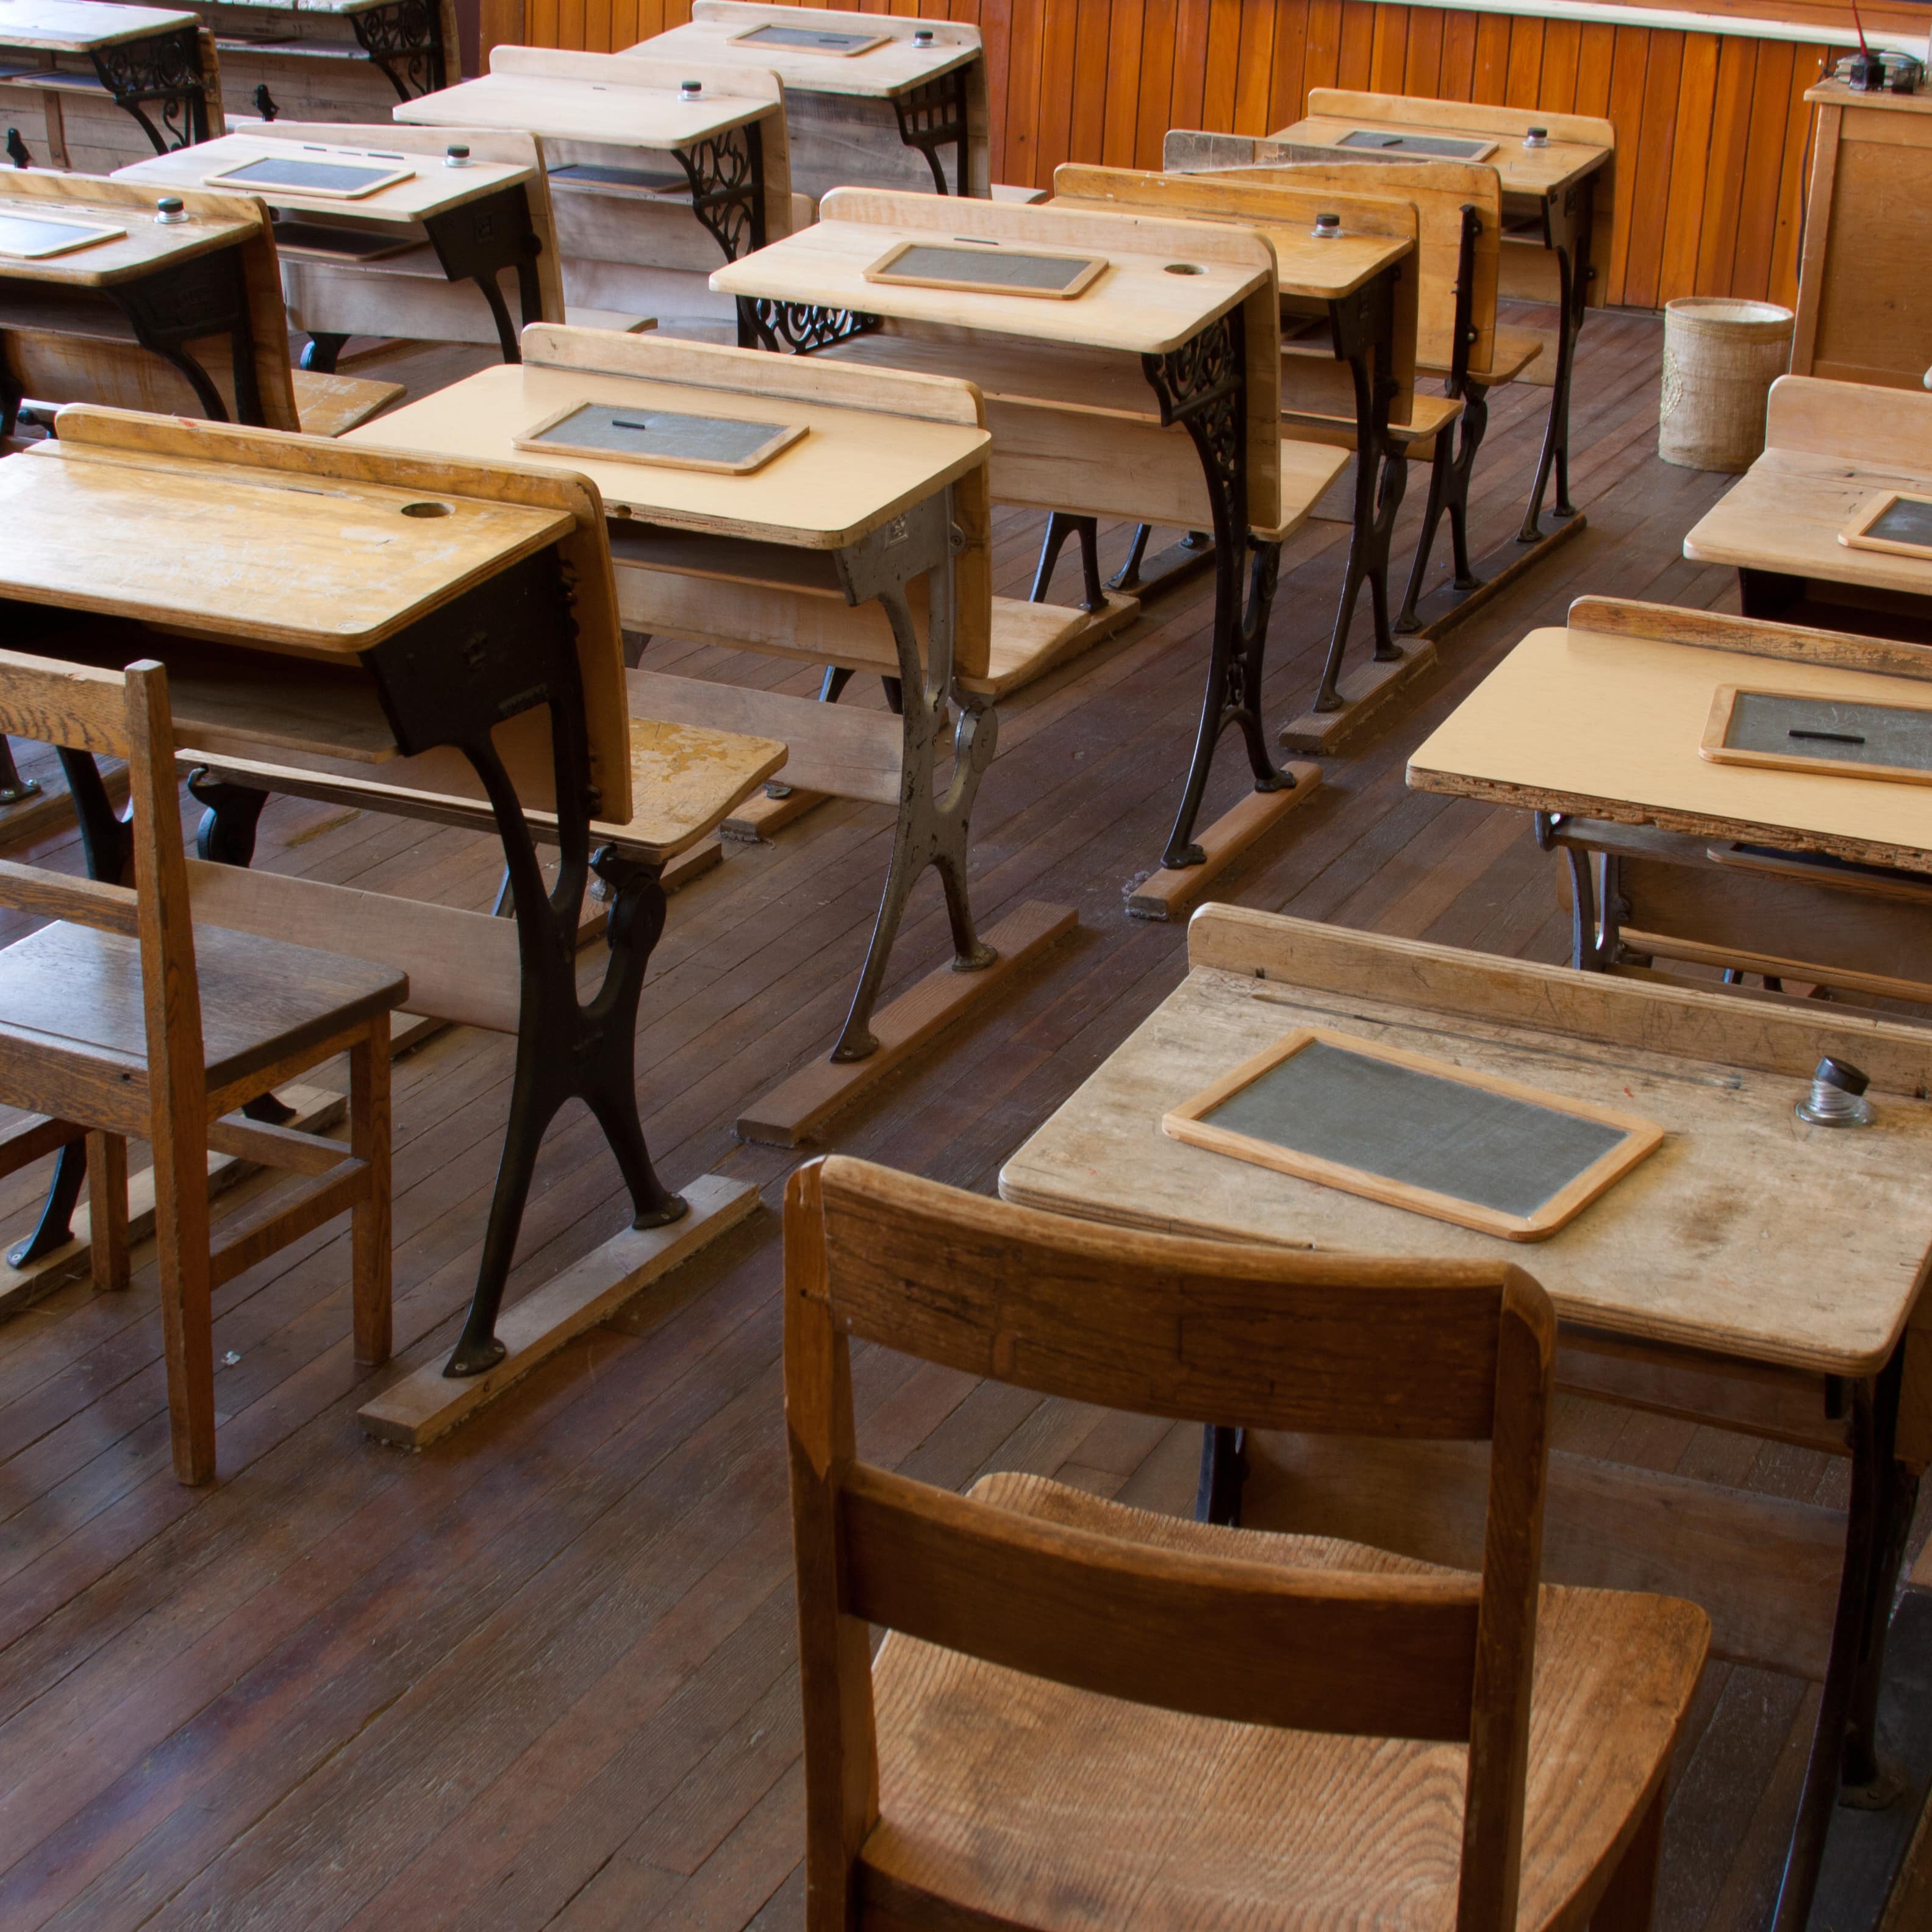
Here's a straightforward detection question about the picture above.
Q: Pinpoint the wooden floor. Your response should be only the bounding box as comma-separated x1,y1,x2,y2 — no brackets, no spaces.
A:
0,305,1925,1930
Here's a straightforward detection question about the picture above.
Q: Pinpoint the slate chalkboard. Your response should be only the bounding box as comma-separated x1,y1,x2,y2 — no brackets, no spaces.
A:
513,401,806,474
1701,684,1932,787
1842,490,1932,559
732,22,889,54
1336,127,1497,160
864,240,1107,299
1163,1027,1662,1239
0,211,124,259
548,160,687,196
204,154,416,200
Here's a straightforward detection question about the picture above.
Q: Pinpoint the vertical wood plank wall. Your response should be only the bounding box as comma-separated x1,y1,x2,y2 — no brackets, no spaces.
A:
515,0,1847,307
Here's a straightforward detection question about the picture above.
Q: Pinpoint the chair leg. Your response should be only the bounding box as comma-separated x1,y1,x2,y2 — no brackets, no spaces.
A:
1590,1781,1665,1931
86,1131,127,1292
350,1016,392,1369
154,1129,215,1486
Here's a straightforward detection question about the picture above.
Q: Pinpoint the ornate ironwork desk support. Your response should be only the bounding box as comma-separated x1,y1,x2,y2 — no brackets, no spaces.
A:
890,66,972,197
90,25,209,154
1519,171,1597,543
349,0,447,102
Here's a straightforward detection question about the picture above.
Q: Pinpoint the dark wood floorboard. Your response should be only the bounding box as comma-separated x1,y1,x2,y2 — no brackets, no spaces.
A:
0,309,1918,1928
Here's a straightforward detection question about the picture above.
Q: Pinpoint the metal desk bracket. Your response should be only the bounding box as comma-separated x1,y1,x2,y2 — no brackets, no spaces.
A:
890,66,972,198
1520,174,1595,542
349,0,448,102
90,24,209,154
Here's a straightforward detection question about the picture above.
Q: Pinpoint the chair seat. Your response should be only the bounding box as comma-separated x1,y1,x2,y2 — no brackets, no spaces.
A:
859,1473,1708,1932
0,920,407,1120
1420,326,1547,388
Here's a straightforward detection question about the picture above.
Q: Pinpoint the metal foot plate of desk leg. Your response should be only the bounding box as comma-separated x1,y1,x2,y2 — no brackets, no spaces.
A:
1278,646,1439,756
1403,511,1587,645
357,1172,761,1450
738,901,1078,1148
0,1084,344,1319
1127,768,1323,921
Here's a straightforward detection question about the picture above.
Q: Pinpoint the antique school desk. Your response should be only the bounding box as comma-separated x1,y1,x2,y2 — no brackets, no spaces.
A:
1792,79,1932,391
1272,89,1614,543
1406,596,1932,1011
393,47,792,345
345,321,1075,1147
1000,901,1932,1932
186,0,459,126
116,120,564,369
1686,374,1932,642
714,188,1343,918
625,1,988,203
0,403,782,1442
0,0,218,173
1048,163,1429,751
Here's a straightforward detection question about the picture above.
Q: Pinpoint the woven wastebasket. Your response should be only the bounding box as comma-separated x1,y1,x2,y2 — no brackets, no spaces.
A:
1658,297,1794,473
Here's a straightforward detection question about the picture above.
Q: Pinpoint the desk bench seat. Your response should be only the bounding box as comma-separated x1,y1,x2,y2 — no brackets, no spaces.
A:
1421,321,1545,387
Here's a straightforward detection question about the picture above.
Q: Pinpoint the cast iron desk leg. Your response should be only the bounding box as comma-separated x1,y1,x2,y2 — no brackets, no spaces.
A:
890,66,971,197
1519,168,1597,543
89,26,207,154
351,0,448,101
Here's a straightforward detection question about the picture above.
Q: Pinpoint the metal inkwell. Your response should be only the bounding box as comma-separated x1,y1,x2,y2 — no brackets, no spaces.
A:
1796,1056,1875,1128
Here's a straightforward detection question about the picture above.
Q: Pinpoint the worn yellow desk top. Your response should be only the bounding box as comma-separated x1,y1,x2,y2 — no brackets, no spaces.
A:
1408,617,1932,872
1275,112,1608,200
0,437,572,654
346,360,987,548
999,908,1932,1379
713,188,1271,356
396,60,773,149
0,193,251,287
0,0,195,49
115,132,531,225
631,10,977,98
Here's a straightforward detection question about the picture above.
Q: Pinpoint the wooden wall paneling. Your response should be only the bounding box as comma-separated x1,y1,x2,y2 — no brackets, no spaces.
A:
1504,16,1544,104
1472,10,1512,100
1002,0,1044,188
1368,3,1408,95
1439,6,1479,98
1731,38,1795,298
1203,0,1247,125
980,0,1013,179
1538,16,1580,112
1338,0,1376,86
1622,28,1683,306
1061,0,1107,165
1268,0,1312,135
1658,32,1719,302
583,0,610,56
1768,44,1827,307
1301,0,1345,97
1403,5,1445,101
1235,0,1279,131
1572,20,1615,116
1037,0,1081,181
1132,0,1178,166
1101,0,1145,163
1694,33,1758,294
1169,0,1212,133
1606,26,1652,302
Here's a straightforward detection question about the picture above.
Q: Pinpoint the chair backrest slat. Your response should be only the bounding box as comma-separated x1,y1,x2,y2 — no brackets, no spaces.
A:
0,650,131,760
0,857,138,934
839,1462,1481,1741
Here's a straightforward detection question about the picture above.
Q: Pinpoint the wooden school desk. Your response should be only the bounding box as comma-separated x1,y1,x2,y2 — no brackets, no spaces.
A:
116,121,564,370
187,0,459,126
999,903,1932,1932
0,403,781,1443
1686,375,1932,641
1793,80,1932,392
625,1,988,202
345,321,1078,1148
714,188,1341,918
1048,163,1428,753
1272,90,1614,543
394,47,792,346
1406,596,1932,1008
0,0,218,172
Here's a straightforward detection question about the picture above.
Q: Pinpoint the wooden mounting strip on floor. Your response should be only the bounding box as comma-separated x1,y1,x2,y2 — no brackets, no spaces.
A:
357,1172,762,1450
0,762,129,854
1126,767,1324,921
738,900,1079,1148
662,835,721,892
1114,531,1217,603
1276,643,1440,756
391,1013,447,1057
0,1083,345,1320
721,785,826,844
1408,509,1589,645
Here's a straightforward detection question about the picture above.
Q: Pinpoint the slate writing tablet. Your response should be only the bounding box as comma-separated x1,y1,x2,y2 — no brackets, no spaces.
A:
729,21,890,54
513,401,806,474
203,153,417,200
1700,684,1932,788
0,211,126,259
862,240,1107,299
547,160,687,196
1162,1026,1662,1240
1841,490,1932,560
1336,127,1498,160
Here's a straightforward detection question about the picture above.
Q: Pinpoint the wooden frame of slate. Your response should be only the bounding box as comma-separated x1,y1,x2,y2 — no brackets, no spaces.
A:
1840,489,1932,560
1161,1025,1663,1240
1336,127,1498,161
0,213,126,259
512,400,807,474
728,20,890,55
202,152,418,201
1699,682,1932,788
860,238,1108,299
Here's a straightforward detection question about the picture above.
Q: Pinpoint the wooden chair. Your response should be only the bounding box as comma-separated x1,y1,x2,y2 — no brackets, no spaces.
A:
785,1154,1710,1931
0,649,406,1485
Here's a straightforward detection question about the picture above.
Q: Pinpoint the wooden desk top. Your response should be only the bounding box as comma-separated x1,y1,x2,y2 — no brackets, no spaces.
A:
115,129,532,226
632,1,978,99
1406,598,1932,874
1000,907,1932,1378
346,356,988,549
1050,163,1412,304
0,0,195,49
712,187,1272,356
1805,78,1932,113
0,434,572,656
1684,375,1932,600
396,46,776,150
0,182,251,288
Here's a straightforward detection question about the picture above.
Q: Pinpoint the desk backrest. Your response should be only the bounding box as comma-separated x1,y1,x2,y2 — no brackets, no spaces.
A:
45,404,633,823
0,170,298,429
1304,88,1615,155
1764,373,1932,469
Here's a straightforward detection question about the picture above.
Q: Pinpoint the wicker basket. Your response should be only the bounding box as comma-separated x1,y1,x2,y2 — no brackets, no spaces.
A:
1658,298,1794,473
